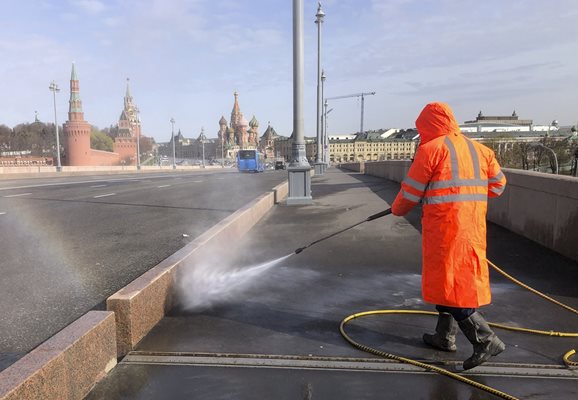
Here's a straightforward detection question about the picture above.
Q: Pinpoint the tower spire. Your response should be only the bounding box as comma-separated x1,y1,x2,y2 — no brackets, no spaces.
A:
68,62,84,120
71,62,78,80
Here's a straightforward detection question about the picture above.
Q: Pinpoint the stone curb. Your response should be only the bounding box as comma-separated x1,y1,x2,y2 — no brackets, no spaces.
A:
107,181,289,357
0,311,116,400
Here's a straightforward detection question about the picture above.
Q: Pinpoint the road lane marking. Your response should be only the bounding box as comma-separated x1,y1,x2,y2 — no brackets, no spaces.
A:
0,212,6,215
157,185,171,188
3,193,32,198
0,174,192,191
90,184,107,188
93,193,116,198
193,180,203,183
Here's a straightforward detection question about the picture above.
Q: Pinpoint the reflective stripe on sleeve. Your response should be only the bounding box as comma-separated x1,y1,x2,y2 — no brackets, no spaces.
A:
489,171,504,183
489,185,505,195
423,193,487,205
403,176,426,192
402,189,422,203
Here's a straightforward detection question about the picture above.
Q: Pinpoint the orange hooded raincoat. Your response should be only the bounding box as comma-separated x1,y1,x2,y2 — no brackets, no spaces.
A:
392,103,506,308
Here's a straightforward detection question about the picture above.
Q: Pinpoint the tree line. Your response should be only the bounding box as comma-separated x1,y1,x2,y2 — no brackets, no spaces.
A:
482,129,578,176
0,121,155,159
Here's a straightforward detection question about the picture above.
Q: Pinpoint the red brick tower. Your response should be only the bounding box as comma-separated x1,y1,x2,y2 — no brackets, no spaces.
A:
63,63,92,165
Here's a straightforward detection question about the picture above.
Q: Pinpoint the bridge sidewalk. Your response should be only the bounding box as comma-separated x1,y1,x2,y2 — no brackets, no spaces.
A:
86,168,578,400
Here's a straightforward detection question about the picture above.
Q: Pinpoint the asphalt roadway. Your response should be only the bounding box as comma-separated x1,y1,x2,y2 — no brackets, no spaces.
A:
87,169,578,400
0,169,287,372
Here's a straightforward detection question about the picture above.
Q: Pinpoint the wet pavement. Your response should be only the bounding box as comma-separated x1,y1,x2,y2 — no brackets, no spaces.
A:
86,169,578,400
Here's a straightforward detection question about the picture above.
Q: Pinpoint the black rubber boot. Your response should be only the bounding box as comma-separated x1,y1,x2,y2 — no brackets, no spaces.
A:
423,312,457,352
458,312,505,370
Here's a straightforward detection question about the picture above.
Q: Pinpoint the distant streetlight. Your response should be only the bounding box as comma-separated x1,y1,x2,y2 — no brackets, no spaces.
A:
170,117,176,169
135,106,141,170
48,81,62,172
314,2,325,175
530,142,558,174
220,129,225,168
200,127,206,168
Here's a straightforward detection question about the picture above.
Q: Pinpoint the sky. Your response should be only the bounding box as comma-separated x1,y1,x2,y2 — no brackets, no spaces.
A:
1,0,577,142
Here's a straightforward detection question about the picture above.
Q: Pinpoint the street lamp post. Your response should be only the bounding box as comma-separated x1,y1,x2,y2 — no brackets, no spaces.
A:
287,0,312,205
314,2,325,175
530,142,558,174
220,130,225,168
48,81,62,172
170,117,176,169
321,69,326,168
200,127,206,168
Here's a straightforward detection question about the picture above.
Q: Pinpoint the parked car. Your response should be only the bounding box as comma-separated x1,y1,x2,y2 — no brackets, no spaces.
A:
275,160,286,170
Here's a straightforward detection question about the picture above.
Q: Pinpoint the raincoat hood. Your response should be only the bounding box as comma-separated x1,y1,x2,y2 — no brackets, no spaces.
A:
415,102,461,145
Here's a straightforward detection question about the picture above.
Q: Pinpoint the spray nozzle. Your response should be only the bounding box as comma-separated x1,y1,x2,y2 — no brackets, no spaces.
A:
295,247,306,254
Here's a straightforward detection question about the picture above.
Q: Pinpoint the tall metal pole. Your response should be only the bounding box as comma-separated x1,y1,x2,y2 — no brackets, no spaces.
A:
314,3,325,175
360,94,365,135
324,99,328,153
201,127,206,168
287,0,312,205
48,81,62,172
170,117,176,169
221,130,224,168
321,70,326,166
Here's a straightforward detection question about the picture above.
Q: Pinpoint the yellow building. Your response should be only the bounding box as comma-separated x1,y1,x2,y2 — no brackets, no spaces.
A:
329,139,416,163
273,136,417,164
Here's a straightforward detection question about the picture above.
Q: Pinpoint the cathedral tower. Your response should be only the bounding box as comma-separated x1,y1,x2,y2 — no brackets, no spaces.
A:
218,116,228,145
63,63,92,165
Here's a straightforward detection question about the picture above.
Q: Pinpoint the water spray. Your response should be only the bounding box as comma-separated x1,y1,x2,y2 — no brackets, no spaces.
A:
294,208,392,254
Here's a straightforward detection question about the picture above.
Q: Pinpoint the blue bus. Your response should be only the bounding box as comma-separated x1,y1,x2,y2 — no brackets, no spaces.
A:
237,149,266,172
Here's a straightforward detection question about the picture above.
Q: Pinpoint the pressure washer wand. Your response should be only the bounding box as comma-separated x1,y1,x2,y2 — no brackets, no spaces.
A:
295,208,392,254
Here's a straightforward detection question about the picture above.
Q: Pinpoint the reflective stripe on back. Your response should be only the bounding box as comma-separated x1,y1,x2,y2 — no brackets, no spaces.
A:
465,138,481,180
423,193,488,205
429,178,487,190
444,137,459,180
430,136,486,191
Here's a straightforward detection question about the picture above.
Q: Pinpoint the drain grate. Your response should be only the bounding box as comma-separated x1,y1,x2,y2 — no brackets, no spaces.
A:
123,351,578,379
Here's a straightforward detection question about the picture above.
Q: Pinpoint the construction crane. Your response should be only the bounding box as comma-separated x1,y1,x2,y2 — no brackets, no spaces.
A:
325,92,376,135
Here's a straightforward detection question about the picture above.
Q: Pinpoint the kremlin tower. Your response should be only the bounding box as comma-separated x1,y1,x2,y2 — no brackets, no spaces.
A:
113,79,141,165
63,63,92,165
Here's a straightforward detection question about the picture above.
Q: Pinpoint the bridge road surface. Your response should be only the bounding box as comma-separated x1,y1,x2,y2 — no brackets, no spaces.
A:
0,169,287,372
87,169,578,400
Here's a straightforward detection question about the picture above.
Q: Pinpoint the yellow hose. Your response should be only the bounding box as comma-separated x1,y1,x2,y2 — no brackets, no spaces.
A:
339,259,578,400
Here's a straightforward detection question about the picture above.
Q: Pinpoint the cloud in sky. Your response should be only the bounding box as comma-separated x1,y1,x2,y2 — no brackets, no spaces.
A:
1,0,577,142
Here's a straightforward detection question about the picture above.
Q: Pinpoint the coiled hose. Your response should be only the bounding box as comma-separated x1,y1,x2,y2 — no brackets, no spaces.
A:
339,259,578,400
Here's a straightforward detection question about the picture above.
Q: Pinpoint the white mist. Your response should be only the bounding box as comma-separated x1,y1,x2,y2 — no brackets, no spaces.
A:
177,253,293,311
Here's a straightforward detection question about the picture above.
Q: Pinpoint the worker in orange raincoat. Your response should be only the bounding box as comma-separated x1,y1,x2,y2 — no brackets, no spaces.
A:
391,102,507,370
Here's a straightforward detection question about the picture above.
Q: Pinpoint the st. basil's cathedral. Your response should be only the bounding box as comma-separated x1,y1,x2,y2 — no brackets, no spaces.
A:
217,92,260,159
